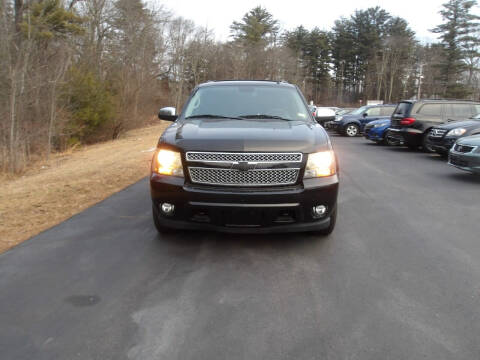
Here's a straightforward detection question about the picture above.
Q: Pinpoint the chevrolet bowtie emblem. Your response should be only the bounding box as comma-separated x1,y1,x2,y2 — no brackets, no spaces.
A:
232,162,256,171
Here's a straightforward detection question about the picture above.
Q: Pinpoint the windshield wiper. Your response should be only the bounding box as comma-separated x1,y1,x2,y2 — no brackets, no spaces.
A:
238,114,293,121
185,114,245,120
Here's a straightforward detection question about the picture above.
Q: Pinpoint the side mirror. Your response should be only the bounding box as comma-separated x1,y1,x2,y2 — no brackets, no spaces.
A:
158,107,177,121
363,112,368,118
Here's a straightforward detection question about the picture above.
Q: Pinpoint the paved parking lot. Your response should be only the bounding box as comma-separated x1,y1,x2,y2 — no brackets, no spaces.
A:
1,135,480,360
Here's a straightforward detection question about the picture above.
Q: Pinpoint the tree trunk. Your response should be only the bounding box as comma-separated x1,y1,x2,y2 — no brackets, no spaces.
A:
9,67,18,172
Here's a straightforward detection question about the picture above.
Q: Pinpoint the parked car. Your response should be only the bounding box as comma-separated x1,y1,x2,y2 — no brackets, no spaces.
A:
328,104,396,137
428,114,480,156
388,100,480,152
151,80,339,235
314,107,336,126
448,135,480,174
364,119,394,145
308,105,336,126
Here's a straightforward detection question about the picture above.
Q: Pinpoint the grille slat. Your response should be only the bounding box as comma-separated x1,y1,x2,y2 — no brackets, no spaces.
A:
186,152,302,163
189,167,299,186
430,128,448,138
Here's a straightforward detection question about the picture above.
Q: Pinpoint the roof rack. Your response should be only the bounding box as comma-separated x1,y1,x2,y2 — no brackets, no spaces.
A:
414,98,478,102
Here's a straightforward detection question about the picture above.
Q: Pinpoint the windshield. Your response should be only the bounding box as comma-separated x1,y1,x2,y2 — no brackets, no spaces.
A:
182,85,310,121
349,106,368,115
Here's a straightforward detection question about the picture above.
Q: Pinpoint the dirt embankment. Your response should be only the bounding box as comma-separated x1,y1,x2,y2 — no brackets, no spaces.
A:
0,122,168,253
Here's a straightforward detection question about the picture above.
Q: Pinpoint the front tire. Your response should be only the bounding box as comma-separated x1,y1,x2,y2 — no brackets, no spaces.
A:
344,124,359,137
152,204,173,235
422,132,435,153
317,207,337,236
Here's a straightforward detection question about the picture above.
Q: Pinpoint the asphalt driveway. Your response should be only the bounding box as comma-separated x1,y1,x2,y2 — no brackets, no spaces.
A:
1,136,480,360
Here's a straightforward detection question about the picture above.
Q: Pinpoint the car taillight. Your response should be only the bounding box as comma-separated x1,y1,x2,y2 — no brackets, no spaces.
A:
400,117,416,125
313,112,316,117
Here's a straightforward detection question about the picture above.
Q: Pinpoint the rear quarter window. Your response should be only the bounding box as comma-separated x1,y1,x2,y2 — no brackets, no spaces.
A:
393,102,412,116
474,104,480,116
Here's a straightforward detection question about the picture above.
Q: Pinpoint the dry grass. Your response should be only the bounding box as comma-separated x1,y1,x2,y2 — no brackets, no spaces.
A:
0,122,169,254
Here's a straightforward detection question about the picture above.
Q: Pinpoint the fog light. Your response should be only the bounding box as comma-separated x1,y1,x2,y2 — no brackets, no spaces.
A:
312,205,327,219
161,203,175,215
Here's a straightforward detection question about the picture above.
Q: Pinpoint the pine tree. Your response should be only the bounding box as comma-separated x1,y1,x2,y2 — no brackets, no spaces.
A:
230,6,279,46
431,0,480,98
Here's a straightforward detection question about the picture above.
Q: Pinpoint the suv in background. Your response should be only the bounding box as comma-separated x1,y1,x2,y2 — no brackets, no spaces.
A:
388,100,480,152
328,104,396,137
428,114,480,156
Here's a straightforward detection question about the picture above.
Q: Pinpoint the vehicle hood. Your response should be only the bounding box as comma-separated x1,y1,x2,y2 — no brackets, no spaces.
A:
436,120,480,130
159,119,330,153
338,114,360,122
457,134,480,146
368,119,391,125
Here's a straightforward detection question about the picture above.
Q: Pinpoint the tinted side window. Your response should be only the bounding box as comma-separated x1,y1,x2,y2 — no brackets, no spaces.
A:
446,104,474,118
366,107,381,116
394,102,412,116
417,104,443,117
380,107,395,116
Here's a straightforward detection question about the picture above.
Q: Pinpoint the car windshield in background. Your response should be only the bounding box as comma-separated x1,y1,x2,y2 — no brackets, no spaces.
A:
349,106,368,115
182,85,310,121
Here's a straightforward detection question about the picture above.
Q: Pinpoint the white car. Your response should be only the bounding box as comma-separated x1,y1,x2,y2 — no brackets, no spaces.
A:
313,107,336,126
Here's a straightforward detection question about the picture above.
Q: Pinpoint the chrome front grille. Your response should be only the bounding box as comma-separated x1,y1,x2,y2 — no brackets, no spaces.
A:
189,167,300,186
430,128,448,138
186,152,302,163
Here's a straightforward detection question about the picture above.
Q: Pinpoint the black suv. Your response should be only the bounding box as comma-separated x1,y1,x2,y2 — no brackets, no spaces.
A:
428,114,480,155
150,81,339,235
388,100,480,152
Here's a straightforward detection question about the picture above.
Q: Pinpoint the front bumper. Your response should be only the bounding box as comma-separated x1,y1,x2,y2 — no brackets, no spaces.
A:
387,127,423,146
150,174,339,233
364,126,387,142
316,116,336,127
448,150,480,174
428,136,457,154
325,121,341,131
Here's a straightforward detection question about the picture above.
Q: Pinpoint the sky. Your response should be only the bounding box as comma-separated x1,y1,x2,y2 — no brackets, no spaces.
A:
149,0,457,43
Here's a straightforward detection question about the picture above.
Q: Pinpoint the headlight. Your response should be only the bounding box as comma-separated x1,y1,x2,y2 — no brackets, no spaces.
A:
152,149,184,176
335,116,343,122
373,122,389,128
304,151,336,178
447,128,467,136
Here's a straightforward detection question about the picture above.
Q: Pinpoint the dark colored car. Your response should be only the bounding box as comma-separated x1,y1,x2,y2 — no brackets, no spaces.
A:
328,104,396,137
428,114,480,155
388,100,480,152
151,81,339,235
448,135,480,174
336,108,356,116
